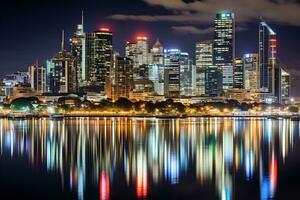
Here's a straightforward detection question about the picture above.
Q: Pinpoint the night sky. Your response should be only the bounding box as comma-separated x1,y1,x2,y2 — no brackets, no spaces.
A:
1,0,300,95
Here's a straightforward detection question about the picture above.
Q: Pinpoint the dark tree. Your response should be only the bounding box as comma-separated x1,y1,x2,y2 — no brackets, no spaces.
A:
145,102,156,113
114,98,133,111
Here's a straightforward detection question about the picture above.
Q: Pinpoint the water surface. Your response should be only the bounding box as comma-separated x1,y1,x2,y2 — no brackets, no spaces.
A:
0,117,300,200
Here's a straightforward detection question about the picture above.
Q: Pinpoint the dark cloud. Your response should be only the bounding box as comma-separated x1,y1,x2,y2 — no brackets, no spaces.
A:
109,0,300,26
171,26,214,34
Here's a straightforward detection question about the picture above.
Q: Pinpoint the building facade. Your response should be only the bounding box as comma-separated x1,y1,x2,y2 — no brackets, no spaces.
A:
213,11,235,90
205,66,223,96
47,50,77,94
281,68,290,98
180,53,194,96
164,49,181,98
195,40,213,96
107,57,134,101
148,39,164,95
259,21,277,94
125,37,149,80
86,28,113,94
70,16,86,87
243,53,259,91
28,64,46,94
233,58,244,89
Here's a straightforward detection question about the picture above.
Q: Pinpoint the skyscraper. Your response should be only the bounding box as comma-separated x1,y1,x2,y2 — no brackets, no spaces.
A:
213,11,235,90
28,63,46,94
274,64,282,103
148,39,164,95
164,49,181,98
125,36,149,80
281,68,290,98
259,20,277,94
205,66,222,96
233,58,244,89
243,53,259,91
259,20,282,103
107,57,134,101
195,40,213,95
180,53,194,96
47,31,77,93
86,28,113,95
70,12,86,87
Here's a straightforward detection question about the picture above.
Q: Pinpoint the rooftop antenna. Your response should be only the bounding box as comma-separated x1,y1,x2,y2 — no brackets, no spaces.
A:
61,30,65,51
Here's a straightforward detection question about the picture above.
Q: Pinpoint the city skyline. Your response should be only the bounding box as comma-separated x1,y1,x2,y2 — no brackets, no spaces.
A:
2,2,300,200
1,0,300,96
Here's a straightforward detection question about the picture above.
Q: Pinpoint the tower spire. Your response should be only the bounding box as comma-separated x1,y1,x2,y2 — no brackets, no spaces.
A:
81,10,84,27
61,30,65,51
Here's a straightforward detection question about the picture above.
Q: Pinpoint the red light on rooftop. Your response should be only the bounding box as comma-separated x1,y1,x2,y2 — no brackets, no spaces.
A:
100,28,110,32
137,36,148,41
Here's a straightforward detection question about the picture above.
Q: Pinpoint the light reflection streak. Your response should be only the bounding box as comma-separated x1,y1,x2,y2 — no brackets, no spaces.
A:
0,118,298,200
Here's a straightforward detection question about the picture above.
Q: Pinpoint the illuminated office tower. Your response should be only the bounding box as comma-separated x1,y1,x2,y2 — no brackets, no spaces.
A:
213,11,235,90
70,12,86,87
180,53,194,96
233,58,244,89
195,40,213,95
259,20,277,94
281,68,290,98
205,66,222,96
46,31,77,93
125,36,149,80
28,64,46,94
108,57,134,101
86,28,113,95
243,53,259,90
148,39,164,95
274,65,282,103
164,49,181,98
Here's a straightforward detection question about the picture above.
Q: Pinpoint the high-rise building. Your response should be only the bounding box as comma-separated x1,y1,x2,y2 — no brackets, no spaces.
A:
213,11,235,90
28,64,46,94
107,57,134,101
70,12,86,87
164,49,181,98
233,58,244,89
46,31,78,93
281,68,290,98
2,71,29,96
205,66,223,96
243,53,259,91
86,28,113,95
274,64,282,103
259,20,277,94
148,39,164,95
125,36,149,80
259,20,282,103
180,53,194,96
195,40,213,95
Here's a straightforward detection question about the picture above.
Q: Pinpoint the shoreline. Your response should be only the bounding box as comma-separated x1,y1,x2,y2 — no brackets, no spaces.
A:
0,113,299,120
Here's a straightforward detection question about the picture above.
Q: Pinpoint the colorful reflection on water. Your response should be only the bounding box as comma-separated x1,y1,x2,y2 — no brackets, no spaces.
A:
0,117,299,200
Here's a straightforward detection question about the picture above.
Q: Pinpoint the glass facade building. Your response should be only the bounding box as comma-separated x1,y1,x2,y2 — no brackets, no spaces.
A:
213,11,235,90
243,53,259,91
86,29,113,95
233,58,244,89
195,40,213,96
